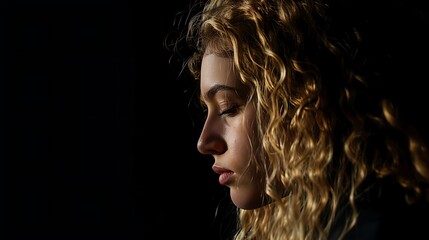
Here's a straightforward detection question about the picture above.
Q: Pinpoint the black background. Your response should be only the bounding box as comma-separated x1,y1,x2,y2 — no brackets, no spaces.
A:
5,0,429,240
5,0,231,239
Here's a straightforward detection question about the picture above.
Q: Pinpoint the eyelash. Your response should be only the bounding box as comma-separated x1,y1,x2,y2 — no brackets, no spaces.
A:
198,104,241,121
218,105,240,116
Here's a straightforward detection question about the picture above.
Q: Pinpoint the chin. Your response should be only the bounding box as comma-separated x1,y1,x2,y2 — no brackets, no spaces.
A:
230,187,265,210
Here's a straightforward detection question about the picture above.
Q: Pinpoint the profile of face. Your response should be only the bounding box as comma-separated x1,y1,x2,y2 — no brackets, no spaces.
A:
197,53,264,209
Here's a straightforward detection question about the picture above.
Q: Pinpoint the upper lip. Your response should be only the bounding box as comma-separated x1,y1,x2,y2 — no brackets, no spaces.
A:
212,165,232,174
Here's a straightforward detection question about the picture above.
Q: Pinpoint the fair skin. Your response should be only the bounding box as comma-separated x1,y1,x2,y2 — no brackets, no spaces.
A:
197,53,263,209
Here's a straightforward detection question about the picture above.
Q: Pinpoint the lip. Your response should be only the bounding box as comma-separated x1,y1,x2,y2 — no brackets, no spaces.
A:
212,165,234,185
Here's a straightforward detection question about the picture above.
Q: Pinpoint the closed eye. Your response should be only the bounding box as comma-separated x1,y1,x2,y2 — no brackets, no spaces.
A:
219,105,241,117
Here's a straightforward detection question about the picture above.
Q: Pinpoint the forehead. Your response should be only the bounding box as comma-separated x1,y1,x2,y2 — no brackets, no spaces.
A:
200,53,237,90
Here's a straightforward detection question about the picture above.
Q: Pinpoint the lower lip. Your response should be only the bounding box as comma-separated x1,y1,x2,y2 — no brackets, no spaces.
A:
218,171,234,185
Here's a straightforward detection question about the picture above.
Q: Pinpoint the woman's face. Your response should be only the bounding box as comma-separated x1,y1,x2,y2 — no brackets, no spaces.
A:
197,53,264,209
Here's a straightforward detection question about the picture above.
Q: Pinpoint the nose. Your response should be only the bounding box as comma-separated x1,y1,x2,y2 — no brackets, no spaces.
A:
197,118,227,155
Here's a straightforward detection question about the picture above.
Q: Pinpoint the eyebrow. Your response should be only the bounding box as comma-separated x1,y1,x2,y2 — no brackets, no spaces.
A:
204,84,237,100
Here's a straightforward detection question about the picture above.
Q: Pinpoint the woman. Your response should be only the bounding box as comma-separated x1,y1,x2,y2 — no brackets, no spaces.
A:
168,0,429,239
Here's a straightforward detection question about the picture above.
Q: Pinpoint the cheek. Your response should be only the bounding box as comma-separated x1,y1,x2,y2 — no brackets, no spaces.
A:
226,126,254,171
236,134,253,169
228,113,259,173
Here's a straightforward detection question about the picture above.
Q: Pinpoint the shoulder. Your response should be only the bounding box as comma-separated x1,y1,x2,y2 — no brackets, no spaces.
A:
354,191,429,239
331,179,429,240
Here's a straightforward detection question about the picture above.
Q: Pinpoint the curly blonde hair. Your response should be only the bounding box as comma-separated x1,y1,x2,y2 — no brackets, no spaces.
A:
172,0,429,239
